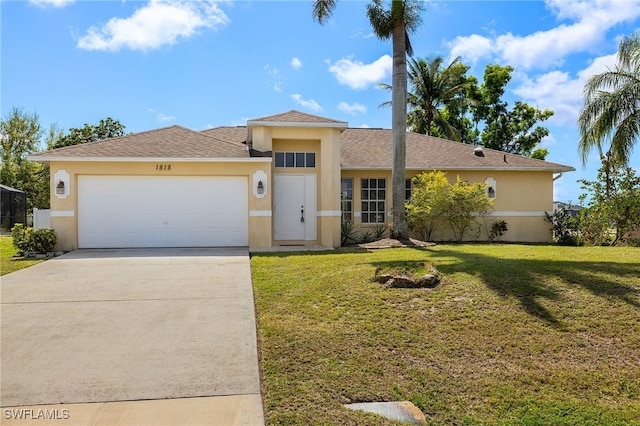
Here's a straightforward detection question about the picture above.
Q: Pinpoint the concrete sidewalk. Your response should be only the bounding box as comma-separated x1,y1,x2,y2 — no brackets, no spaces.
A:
1,248,264,425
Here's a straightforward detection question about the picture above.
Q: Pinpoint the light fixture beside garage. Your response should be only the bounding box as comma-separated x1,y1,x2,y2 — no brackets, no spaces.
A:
253,170,268,199
56,181,65,195
53,169,70,199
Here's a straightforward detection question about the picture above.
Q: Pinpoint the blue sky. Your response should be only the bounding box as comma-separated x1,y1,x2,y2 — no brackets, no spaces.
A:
2,0,639,202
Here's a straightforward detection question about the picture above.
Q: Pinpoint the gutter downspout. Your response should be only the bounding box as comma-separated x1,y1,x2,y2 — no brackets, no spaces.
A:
553,172,563,181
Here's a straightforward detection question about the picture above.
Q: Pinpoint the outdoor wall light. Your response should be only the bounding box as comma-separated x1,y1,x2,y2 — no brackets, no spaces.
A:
257,180,264,195
56,180,65,195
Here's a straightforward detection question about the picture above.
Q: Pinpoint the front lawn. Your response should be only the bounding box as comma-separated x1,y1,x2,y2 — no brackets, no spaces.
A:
251,244,640,425
0,236,45,275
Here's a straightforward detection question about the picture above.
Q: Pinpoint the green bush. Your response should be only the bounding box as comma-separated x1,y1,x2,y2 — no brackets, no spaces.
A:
489,220,508,242
545,208,580,246
11,223,35,253
372,224,387,240
11,224,57,254
341,221,359,246
32,229,57,253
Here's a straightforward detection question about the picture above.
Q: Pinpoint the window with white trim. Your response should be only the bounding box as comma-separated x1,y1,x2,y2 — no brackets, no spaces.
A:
361,178,386,223
341,178,353,223
274,152,316,168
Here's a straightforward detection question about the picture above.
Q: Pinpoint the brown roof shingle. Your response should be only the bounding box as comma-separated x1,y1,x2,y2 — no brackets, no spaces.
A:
30,125,250,160
28,115,574,173
247,110,347,126
341,129,574,172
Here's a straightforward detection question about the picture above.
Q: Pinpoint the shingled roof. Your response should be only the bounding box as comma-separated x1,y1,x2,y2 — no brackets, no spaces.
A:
247,110,348,128
29,125,251,161
340,128,574,172
28,115,574,173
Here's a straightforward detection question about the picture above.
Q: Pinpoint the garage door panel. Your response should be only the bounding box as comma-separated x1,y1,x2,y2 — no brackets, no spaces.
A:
78,176,248,248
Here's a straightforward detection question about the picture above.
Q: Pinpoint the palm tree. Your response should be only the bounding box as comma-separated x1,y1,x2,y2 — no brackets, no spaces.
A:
313,0,423,239
380,56,474,140
578,32,640,167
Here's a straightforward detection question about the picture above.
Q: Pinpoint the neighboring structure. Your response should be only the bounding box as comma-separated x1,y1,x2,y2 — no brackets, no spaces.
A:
28,111,574,251
553,201,583,218
0,184,27,232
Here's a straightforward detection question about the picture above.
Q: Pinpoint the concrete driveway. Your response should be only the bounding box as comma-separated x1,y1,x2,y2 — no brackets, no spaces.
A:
1,248,264,425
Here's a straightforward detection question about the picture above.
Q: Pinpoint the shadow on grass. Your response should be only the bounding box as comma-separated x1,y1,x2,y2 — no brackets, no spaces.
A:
428,248,640,326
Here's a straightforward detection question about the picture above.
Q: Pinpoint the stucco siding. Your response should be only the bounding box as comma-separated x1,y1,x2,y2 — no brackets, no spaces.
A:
341,169,555,243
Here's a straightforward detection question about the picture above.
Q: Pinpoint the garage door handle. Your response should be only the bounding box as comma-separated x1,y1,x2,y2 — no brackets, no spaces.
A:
300,205,305,223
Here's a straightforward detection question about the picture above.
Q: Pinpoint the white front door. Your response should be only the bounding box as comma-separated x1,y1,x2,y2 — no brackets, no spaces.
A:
274,174,317,241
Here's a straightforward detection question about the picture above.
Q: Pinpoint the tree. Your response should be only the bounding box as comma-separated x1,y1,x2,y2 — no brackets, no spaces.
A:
406,170,450,240
446,176,494,241
407,171,493,241
51,117,126,149
313,0,423,239
0,107,49,210
578,156,640,245
578,31,640,168
471,64,553,156
380,56,475,140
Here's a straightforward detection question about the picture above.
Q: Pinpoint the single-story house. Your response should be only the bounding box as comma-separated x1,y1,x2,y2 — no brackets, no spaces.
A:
28,110,574,251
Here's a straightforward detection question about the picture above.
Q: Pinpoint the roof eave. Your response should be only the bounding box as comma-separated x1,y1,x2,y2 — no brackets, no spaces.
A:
341,165,575,172
27,156,271,163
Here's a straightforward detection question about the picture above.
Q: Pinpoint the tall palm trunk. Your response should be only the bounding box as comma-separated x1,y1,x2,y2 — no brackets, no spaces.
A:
390,3,409,239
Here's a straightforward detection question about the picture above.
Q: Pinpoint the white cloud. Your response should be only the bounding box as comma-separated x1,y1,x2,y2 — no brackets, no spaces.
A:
291,94,322,112
77,0,229,51
328,55,392,90
448,34,494,65
29,0,75,7
447,0,640,70
264,64,283,92
337,101,367,115
290,57,302,70
513,53,617,125
147,108,176,123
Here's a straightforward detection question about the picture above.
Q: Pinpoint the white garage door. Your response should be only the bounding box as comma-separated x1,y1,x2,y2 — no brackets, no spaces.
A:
78,176,248,248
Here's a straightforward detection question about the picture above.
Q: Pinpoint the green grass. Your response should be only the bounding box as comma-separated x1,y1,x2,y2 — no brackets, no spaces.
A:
0,236,45,275
251,244,640,425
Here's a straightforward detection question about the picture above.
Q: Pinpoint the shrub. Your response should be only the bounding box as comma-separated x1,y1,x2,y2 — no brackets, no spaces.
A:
11,223,34,253
545,208,580,246
372,224,387,241
11,224,57,254
32,229,57,253
359,230,373,244
341,221,359,246
489,220,508,242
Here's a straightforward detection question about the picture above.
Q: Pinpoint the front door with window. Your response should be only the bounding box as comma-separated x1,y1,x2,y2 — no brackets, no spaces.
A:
274,174,317,241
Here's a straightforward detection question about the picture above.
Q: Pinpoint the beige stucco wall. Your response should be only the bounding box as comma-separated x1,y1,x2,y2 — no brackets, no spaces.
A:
256,126,342,248
48,160,272,251
341,169,555,242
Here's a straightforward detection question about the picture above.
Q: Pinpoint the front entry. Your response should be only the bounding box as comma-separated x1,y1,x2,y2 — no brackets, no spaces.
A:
274,174,317,241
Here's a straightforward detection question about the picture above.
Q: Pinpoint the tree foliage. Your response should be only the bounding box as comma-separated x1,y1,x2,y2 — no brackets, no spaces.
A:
389,59,554,157
380,56,475,140
406,170,450,241
578,156,640,245
578,31,640,167
51,117,126,149
0,107,49,210
407,171,494,241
